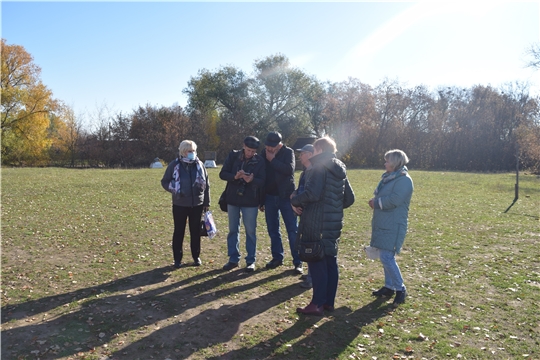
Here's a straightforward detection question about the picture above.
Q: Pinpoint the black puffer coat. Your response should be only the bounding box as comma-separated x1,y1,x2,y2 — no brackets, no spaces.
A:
290,152,355,256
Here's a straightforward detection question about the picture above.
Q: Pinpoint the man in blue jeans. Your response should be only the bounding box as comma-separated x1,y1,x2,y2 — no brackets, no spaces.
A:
220,136,266,272
260,131,302,274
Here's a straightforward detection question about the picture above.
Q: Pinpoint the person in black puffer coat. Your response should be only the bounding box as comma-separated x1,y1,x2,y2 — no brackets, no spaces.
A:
291,136,355,316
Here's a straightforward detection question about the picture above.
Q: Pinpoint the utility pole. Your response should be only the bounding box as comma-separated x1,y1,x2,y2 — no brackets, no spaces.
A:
504,145,519,213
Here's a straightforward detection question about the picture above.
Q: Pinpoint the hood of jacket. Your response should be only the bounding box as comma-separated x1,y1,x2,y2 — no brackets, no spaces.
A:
309,152,347,180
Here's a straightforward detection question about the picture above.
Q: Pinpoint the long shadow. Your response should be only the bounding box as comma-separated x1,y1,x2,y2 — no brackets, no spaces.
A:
2,266,174,320
207,297,390,360
111,281,308,359
1,267,298,359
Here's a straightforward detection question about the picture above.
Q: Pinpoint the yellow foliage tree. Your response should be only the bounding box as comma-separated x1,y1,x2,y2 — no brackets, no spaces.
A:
1,38,58,165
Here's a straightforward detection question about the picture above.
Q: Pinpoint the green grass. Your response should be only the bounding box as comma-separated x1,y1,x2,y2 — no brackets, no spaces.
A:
1,167,539,360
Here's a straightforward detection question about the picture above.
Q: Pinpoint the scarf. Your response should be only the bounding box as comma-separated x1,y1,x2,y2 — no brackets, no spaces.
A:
374,166,408,196
169,157,206,195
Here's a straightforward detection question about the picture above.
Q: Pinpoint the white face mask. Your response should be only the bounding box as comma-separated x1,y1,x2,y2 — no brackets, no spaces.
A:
187,152,196,161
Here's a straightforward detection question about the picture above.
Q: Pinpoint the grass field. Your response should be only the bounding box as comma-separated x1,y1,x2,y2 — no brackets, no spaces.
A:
1,167,539,360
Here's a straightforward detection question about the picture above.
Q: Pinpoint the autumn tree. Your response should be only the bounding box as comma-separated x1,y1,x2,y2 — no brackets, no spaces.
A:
1,38,58,165
46,103,85,166
324,78,375,164
251,54,312,142
129,104,190,165
184,66,255,160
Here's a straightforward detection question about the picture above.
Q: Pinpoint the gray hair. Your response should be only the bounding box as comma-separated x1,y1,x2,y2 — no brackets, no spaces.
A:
178,140,197,157
385,149,409,170
313,136,337,154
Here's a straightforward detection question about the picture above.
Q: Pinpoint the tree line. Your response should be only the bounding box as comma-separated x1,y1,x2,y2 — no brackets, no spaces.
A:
2,39,540,173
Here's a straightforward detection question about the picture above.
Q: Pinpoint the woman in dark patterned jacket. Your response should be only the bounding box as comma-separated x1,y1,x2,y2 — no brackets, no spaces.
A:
161,140,210,269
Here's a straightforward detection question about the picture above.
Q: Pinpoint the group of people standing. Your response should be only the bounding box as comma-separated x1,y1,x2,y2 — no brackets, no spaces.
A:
161,133,413,314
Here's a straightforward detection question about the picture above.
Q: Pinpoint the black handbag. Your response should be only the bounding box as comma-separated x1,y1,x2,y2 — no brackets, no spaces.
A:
218,186,228,212
297,236,325,262
200,219,208,236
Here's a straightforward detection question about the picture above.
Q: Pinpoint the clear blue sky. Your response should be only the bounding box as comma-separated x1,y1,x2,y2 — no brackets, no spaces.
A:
2,1,539,124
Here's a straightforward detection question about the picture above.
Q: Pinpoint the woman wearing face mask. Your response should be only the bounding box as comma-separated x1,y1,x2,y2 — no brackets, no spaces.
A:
161,140,210,268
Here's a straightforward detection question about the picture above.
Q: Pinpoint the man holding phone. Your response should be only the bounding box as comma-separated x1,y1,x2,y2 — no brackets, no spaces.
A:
220,136,266,272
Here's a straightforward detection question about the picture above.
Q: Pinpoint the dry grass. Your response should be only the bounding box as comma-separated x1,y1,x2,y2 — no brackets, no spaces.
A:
1,167,539,360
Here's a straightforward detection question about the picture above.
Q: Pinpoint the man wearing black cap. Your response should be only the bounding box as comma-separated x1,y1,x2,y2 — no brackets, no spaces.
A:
260,131,302,274
292,144,315,288
219,136,265,272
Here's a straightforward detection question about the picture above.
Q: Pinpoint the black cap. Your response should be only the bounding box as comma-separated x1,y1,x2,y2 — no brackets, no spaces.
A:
243,136,260,149
265,131,282,147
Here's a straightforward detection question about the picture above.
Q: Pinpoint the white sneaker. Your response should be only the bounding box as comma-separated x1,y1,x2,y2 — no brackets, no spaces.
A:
245,263,256,272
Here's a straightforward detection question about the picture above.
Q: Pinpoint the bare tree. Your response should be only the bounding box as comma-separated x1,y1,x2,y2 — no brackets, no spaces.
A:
526,43,540,69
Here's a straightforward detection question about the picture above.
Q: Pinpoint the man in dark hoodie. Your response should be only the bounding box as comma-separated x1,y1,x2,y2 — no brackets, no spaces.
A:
291,136,355,316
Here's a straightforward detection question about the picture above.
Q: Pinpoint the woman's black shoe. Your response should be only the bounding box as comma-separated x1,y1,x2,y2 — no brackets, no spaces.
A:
372,286,395,297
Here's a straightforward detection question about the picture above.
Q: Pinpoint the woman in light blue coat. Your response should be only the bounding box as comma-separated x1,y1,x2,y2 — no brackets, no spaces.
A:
368,149,413,306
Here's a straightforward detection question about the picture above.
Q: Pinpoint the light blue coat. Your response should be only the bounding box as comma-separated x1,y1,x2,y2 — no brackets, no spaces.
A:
370,173,413,254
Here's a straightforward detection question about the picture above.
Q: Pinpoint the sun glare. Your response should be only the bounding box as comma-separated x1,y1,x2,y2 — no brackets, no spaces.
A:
331,2,505,83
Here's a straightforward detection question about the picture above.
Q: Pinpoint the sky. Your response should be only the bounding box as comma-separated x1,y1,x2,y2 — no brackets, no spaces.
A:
2,1,539,125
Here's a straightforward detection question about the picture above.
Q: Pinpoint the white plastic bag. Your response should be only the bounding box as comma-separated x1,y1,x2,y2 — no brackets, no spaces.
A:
364,246,380,260
203,211,217,239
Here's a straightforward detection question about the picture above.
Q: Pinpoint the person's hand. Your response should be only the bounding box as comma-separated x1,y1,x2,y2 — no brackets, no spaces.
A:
234,170,244,180
266,150,275,162
368,198,375,209
259,205,265,212
203,206,209,212
242,173,254,183
292,205,303,216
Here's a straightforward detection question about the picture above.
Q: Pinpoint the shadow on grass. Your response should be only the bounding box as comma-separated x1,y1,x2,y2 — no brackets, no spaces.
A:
1,266,174,320
1,266,305,359
206,297,390,360
111,281,307,358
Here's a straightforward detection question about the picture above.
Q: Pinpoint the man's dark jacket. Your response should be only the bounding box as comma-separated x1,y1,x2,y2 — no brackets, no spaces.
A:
290,152,355,256
219,150,265,208
261,145,295,199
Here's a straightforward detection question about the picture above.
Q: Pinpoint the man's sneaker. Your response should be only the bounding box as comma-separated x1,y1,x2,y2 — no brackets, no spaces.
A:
173,262,183,269
194,258,202,266
265,259,283,269
294,264,303,275
222,262,239,271
393,290,407,307
245,263,255,273
300,279,312,289
296,303,323,316
372,286,395,297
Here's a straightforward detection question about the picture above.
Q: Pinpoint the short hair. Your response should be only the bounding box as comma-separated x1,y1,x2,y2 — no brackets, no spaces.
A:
178,140,197,157
385,149,409,170
313,136,337,154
